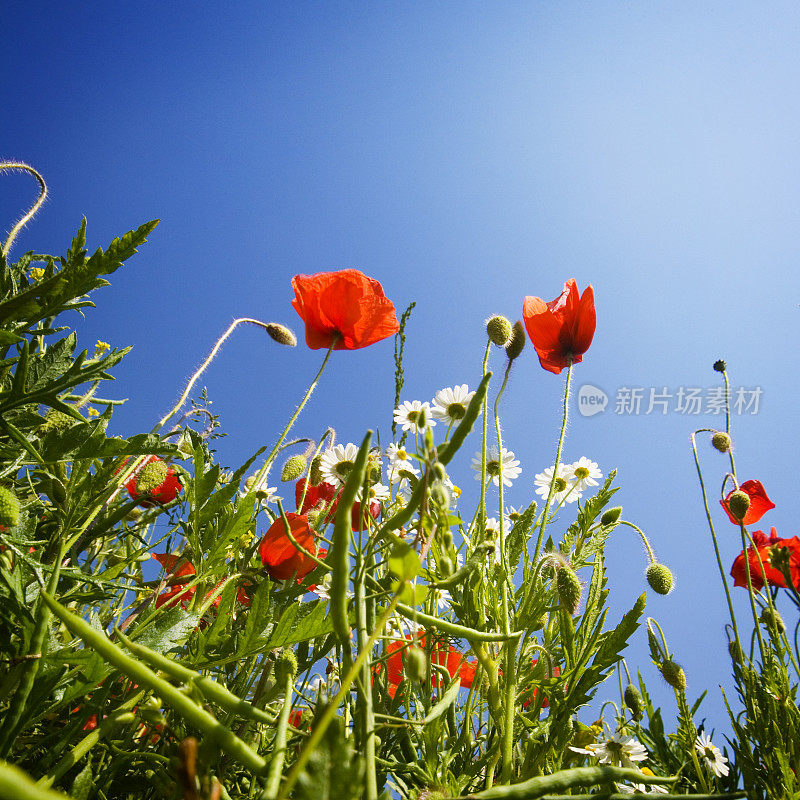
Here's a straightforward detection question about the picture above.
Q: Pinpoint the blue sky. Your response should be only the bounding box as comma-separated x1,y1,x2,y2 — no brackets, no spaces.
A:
4,0,800,743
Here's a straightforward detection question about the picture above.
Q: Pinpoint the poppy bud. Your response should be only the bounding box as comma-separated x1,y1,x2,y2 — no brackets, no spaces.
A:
645,563,674,595
486,315,513,347
0,487,20,528
660,660,686,691
727,490,750,522
442,529,453,550
728,639,743,664
430,483,449,509
505,320,526,360
50,478,67,507
136,460,170,494
281,455,307,482
759,607,785,634
405,645,427,684
309,455,324,485
624,684,643,719
265,322,298,347
276,649,298,683
711,432,731,453
713,360,727,373
439,555,454,577
601,507,622,526
556,564,582,615
431,462,447,483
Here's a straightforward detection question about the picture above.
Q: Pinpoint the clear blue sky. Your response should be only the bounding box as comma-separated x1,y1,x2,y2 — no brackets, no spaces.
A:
4,0,800,743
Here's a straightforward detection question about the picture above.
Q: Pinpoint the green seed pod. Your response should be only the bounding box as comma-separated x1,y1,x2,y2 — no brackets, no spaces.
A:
265,322,297,347
505,320,526,360
127,506,144,522
50,477,67,507
600,506,622,526
727,490,750,522
713,359,727,373
645,563,674,595
430,483,449,509
309,455,324,485
276,649,298,683
0,487,21,528
136,460,169,494
711,431,731,453
431,462,447,483
439,555,454,577
556,565,582,615
281,455,307,482
759,607,786,634
486,315,513,347
728,639,743,664
441,529,453,550
624,684,643,719
405,645,427,684
0,549,14,572
660,659,686,691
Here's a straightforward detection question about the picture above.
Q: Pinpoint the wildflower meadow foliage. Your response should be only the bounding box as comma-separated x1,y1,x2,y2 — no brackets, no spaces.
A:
0,163,797,799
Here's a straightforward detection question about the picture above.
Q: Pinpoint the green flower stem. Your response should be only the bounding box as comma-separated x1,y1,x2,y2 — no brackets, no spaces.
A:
0,162,48,256
467,765,675,799
0,760,71,800
114,628,276,725
393,599,522,642
618,521,656,562
690,432,742,651
0,539,65,757
275,500,331,572
275,592,401,800
261,670,295,800
479,340,491,521
736,522,767,666
533,361,573,560
38,591,269,776
355,545,378,800
377,372,491,541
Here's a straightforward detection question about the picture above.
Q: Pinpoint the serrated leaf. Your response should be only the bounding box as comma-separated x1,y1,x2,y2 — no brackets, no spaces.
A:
592,592,646,670
507,500,538,572
131,607,199,654
257,600,335,653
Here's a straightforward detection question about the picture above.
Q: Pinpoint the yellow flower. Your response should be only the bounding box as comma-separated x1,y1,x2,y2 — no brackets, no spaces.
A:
87,408,100,417
29,267,45,281
94,340,111,357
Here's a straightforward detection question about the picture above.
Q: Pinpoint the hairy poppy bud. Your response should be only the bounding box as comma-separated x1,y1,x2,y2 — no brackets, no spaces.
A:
265,323,297,347
309,455,324,485
601,507,622,526
442,529,453,550
439,555,454,577
431,462,447,483
281,455,307,482
624,684,643,719
711,432,731,453
727,490,750,522
713,359,727,373
660,660,686,691
430,483,450,509
759,607,785,634
405,645,427,684
276,649,298,683
136,460,169,494
645,563,674,595
505,320,526,360
0,487,21,528
486,315,513,347
556,564,582,615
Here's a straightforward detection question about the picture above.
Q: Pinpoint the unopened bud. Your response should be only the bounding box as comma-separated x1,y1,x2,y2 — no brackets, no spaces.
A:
265,323,297,347
281,455,307,482
624,684,643,719
431,462,447,482
276,649,298,683
405,645,427,684
645,563,674,596
486,315,513,347
0,487,21,528
309,455,324,485
600,507,622,526
727,490,750,522
660,660,686,691
430,483,450,509
442,529,453,550
759,607,785,634
556,565,582,615
136,460,169,494
713,360,727,373
728,639,743,664
711,432,731,453
505,321,526,360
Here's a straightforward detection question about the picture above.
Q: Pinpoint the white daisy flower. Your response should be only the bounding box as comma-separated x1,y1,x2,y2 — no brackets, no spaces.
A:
319,443,360,487
432,587,452,611
570,732,647,768
617,774,668,795
695,733,729,778
358,483,390,503
483,517,503,559
242,475,281,507
565,457,602,492
386,443,420,482
471,446,522,487
534,464,582,505
394,400,435,433
431,384,475,425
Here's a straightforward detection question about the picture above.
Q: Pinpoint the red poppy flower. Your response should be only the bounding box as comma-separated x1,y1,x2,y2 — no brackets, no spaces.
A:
295,480,379,532
291,269,400,350
382,634,471,698
730,527,800,590
721,479,775,526
125,456,182,507
258,513,322,581
152,553,249,609
522,660,561,710
522,279,596,374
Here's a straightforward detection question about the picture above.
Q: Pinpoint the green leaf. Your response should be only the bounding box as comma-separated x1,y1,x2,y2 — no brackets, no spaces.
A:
260,600,334,651
506,500,538,573
71,758,95,800
131,607,200,654
388,542,421,581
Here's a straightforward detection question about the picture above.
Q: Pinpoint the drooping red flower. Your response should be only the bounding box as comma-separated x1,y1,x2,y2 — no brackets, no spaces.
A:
125,456,182,507
382,634,472,698
721,479,775,526
258,513,322,581
522,279,596,374
291,269,400,350
730,527,800,590
295,480,379,532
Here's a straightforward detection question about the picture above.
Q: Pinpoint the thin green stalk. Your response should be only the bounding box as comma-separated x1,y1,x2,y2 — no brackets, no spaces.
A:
261,670,295,800
533,361,573,559
355,546,378,800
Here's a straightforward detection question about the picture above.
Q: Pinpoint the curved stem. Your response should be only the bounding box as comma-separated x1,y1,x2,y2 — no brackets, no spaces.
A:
618,520,657,563
1,162,48,256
